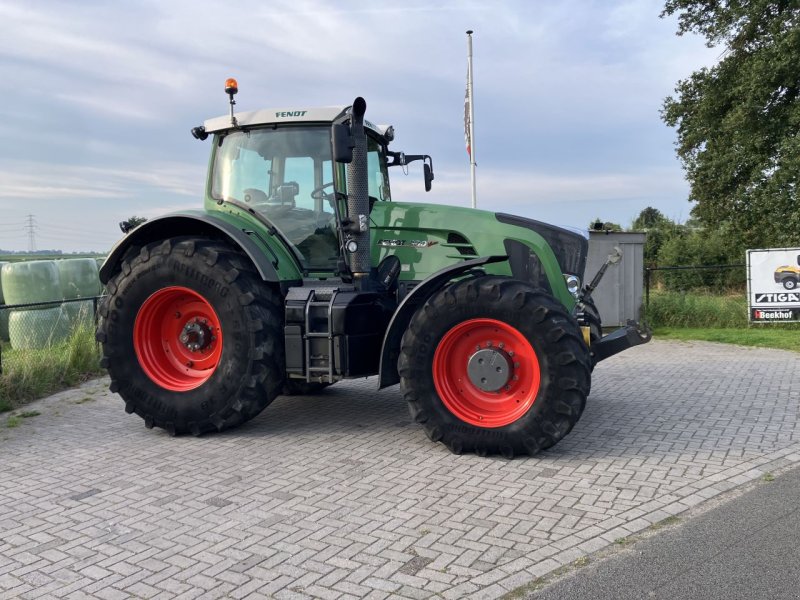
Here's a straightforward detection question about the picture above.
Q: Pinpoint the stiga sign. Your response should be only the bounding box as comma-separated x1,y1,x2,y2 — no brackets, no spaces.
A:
747,248,800,323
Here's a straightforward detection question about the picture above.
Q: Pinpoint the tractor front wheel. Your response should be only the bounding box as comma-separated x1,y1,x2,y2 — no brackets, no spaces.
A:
783,278,797,290
399,276,591,457
97,237,285,435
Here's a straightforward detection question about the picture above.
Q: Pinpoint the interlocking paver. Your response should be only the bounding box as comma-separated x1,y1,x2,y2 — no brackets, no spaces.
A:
1,340,798,598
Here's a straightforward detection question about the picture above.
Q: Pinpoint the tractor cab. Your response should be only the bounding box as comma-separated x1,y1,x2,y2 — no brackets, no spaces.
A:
201,108,395,273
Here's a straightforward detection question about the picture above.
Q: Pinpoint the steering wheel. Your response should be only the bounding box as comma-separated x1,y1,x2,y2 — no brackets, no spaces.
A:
310,182,335,200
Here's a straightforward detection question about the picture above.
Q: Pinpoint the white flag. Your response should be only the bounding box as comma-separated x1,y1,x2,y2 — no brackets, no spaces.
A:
464,69,472,157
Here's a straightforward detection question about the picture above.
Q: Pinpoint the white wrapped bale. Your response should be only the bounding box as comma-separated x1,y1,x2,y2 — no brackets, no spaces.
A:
1,261,62,306
57,258,101,299
8,306,70,350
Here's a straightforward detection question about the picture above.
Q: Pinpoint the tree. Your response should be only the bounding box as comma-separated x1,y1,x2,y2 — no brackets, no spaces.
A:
119,215,148,234
126,216,148,228
661,1,800,249
632,207,668,230
589,218,623,232
631,207,682,265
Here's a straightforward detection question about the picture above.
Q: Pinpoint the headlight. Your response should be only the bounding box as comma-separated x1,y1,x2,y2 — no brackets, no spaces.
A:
564,274,581,297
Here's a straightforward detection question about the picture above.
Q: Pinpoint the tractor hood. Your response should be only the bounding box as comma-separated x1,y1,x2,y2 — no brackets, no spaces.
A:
495,213,588,278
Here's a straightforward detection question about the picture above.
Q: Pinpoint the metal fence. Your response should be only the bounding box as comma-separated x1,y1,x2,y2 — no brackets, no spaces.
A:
644,263,746,307
0,296,104,374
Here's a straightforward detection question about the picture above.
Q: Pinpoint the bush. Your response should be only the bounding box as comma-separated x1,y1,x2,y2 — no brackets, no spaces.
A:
644,290,800,331
645,290,748,328
656,227,746,290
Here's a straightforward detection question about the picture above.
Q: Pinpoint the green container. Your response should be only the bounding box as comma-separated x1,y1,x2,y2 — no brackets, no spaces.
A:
57,258,100,299
8,306,71,350
1,260,62,306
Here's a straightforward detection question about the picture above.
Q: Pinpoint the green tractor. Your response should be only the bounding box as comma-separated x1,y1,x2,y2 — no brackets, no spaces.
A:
98,80,650,457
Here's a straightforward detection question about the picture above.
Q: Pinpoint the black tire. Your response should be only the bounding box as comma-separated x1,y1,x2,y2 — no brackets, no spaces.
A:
96,237,285,435
398,276,591,458
283,380,331,395
783,278,797,290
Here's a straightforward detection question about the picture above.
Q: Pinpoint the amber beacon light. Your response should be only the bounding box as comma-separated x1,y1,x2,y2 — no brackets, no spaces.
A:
225,78,238,125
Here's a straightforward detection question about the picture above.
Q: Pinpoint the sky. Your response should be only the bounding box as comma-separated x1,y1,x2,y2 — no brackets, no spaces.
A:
0,0,719,252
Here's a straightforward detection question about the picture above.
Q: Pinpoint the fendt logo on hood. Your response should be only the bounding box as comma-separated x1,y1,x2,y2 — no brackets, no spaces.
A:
275,111,307,118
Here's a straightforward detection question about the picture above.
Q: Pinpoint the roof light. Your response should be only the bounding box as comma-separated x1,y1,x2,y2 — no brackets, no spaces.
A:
225,78,238,126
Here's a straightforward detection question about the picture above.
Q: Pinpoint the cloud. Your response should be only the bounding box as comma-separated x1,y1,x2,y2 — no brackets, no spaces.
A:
0,0,714,250
391,163,691,228
0,161,203,200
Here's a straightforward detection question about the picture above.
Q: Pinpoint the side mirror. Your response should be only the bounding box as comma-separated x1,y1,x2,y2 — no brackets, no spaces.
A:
332,123,354,163
424,160,434,192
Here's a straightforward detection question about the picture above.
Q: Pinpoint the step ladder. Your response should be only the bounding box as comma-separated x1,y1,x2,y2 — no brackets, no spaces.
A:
304,289,338,382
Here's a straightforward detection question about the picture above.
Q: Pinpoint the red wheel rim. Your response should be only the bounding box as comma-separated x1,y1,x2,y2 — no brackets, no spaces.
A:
432,318,540,428
133,286,223,392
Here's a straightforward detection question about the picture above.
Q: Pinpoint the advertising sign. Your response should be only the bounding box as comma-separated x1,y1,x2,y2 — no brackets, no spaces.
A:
747,248,800,323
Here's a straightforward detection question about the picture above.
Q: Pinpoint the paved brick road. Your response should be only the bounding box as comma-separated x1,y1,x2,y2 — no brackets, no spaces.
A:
1,340,799,599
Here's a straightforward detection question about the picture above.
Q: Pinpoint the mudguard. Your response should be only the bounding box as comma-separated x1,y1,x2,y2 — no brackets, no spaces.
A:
99,213,282,284
377,255,507,389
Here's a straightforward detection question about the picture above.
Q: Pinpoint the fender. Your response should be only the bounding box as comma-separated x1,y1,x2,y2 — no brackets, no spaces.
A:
99,213,282,284
377,255,507,389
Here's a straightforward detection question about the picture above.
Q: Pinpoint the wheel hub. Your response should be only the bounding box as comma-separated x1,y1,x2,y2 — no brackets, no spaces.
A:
133,286,223,392
180,319,213,352
467,347,512,392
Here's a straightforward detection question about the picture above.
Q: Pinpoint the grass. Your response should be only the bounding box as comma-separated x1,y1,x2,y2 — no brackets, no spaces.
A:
645,290,799,352
5,409,41,428
0,324,104,409
654,327,800,352
645,290,749,328
648,515,681,531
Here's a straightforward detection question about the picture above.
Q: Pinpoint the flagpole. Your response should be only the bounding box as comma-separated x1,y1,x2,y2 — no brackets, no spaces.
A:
466,30,477,209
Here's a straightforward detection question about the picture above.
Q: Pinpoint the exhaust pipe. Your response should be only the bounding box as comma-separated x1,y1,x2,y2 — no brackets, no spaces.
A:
346,97,370,277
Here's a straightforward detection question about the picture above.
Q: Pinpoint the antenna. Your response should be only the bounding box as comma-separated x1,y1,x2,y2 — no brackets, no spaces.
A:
25,214,37,252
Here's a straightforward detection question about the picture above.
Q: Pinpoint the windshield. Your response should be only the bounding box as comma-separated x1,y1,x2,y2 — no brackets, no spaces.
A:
211,126,391,271
212,126,339,270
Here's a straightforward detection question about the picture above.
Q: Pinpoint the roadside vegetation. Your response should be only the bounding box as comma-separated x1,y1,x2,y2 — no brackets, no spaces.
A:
645,290,799,353
0,325,103,410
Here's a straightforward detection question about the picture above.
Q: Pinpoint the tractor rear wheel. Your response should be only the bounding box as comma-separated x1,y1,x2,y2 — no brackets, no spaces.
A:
96,237,285,435
399,276,591,457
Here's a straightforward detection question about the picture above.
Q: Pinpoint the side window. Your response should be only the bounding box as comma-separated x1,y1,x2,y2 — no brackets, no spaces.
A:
367,150,384,200
367,137,391,201
283,157,314,210
215,146,270,201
